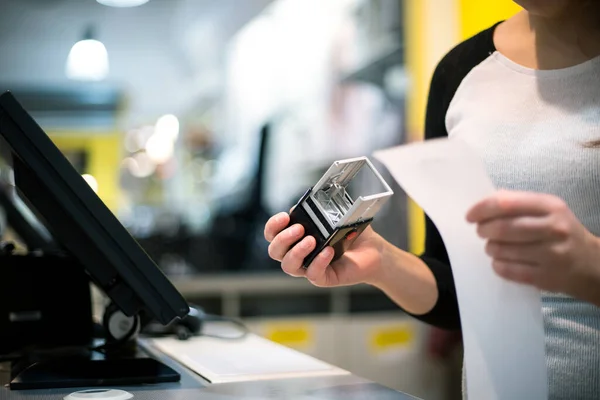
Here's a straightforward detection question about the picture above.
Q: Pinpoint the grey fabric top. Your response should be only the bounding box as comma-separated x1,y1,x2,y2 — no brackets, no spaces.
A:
447,50,600,399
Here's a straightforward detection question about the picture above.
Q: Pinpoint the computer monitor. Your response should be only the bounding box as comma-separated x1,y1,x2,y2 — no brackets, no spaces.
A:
0,182,55,252
0,90,189,326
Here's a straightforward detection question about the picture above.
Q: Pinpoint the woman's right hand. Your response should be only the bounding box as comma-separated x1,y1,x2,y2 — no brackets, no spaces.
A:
263,212,387,288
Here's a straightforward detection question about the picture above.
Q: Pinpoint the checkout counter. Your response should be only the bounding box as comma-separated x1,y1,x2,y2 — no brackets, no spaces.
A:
0,323,420,400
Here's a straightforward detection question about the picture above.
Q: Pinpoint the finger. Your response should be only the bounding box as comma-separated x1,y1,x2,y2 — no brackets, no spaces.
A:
264,212,291,242
485,240,541,265
492,259,539,286
280,236,316,277
467,191,559,224
477,216,554,242
267,224,305,261
305,247,336,287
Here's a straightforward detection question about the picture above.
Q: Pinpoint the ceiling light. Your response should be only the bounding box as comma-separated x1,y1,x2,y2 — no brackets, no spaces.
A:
96,0,150,7
65,26,109,81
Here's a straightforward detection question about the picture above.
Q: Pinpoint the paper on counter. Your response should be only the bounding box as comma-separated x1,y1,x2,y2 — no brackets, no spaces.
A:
374,138,548,400
143,334,348,384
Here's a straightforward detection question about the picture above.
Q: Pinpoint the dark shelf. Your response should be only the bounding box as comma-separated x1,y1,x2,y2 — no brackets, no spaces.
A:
349,291,405,314
240,293,331,318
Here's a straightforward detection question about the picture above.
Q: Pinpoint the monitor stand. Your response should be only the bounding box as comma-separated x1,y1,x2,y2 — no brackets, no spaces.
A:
9,344,181,390
1,251,181,391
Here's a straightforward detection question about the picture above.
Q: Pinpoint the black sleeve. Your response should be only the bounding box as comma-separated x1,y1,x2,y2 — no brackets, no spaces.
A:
400,23,499,331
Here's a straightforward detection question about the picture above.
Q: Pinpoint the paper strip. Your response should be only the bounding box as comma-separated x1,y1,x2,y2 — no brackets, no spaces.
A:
374,138,548,400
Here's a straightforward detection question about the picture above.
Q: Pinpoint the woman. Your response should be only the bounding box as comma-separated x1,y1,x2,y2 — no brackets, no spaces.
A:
264,0,600,398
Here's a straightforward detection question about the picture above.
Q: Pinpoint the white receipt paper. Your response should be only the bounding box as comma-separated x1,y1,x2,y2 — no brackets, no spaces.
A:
146,334,347,384
374,138,548,400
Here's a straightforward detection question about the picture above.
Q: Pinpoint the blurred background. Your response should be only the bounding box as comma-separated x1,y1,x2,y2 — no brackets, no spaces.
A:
0,0,521,398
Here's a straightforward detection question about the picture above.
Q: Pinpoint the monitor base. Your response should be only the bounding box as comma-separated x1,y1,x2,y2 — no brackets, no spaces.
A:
9,353,180,390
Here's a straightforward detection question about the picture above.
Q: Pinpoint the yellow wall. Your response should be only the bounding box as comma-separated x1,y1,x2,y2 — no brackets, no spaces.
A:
404,0,428,144
459,0,522,40
49,133,121,212
403,0,430,254
403,0,520,254
403,0,460,253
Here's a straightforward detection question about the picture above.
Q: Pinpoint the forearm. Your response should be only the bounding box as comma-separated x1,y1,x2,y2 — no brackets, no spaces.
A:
367,238,440,316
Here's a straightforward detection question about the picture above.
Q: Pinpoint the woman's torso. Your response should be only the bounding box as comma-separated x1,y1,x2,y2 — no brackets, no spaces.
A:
446,46,600,399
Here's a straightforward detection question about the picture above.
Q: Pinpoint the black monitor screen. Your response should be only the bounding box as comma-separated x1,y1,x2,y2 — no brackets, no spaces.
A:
0,91,189,325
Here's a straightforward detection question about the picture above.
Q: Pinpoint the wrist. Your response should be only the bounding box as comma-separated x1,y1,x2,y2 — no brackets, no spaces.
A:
573,234,600,307
363,235,397,289
587,236,600,303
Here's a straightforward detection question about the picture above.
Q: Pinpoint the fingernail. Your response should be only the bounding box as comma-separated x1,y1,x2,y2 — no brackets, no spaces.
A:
276,212,286,223
465,211,474,223
291,224,303,236
321,247,334,258
301,237,313,248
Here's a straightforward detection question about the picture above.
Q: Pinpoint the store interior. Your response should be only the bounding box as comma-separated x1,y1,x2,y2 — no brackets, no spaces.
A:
0,1,522,399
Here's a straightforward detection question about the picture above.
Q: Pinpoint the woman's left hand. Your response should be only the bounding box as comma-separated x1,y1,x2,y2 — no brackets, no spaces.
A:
466,190,600,304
